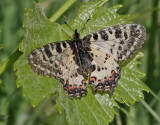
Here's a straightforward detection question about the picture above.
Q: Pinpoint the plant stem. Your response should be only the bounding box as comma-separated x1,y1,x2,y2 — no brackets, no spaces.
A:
140,99,160,122
149,91,160,107
49,0,77,22
146,0,159,89
120,107,138,125
148,86,160,103
0,48,22,75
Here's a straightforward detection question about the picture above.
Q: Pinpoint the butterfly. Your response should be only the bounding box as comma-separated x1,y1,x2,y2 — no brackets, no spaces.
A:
28,24,146,98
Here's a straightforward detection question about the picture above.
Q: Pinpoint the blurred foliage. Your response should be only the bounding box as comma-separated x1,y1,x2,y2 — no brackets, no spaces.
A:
0,0,160,125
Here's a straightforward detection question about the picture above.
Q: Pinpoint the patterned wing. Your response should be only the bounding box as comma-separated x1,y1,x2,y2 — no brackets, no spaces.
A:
83,24,146,92
83,24,146,61
28,41,87,98
88,46,121,92
61,54,87,98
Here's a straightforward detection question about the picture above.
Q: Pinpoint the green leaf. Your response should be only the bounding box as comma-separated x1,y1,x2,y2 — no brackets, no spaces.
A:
14,0,148,124
64,0,129,38
15,3,62,106
113,52,149,105
57,86,119,125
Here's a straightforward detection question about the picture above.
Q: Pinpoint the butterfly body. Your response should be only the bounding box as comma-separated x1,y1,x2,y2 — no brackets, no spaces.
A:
69,29,93,75
28,24,146,98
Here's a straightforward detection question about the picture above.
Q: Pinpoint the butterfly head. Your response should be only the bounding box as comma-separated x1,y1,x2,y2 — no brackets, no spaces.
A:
73,29,80,39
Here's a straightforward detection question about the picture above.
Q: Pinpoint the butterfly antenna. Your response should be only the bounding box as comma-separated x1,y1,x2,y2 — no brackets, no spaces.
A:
64,21,74,32
63,15,71,22
80,19,90,33
61,28,72,39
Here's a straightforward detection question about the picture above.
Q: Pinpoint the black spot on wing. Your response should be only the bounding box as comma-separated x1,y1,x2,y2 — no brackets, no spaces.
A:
118,46,122,51
50,43,54,50
44,45,53,58
93,33,98,40
131,24,138,29
124,32,128,40
43,55,47,61
109,30,112,34
83,34,91,41
120,40,124,44
115,29,122,38
99,30,108,40
97,66,101,71
62,41,67,48
56,43,62,53
75,73,78,77
110,49,113,54
55,63,58,68
91,64,96,72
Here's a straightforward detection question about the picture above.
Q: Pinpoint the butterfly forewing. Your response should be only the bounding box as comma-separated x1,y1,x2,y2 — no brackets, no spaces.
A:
28,41,70,78
28,41,87,98
84,24,146,61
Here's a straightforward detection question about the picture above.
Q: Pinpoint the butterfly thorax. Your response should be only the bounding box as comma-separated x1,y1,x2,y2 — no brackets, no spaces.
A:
73,29,80,39
70,29,93,75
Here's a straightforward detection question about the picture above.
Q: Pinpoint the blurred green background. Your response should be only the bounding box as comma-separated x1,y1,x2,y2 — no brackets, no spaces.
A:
0,0,160,125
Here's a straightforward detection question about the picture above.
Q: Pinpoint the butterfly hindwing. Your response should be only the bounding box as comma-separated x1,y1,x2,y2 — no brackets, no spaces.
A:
83,24,146,92
88,45,121,92
62,55,87,98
